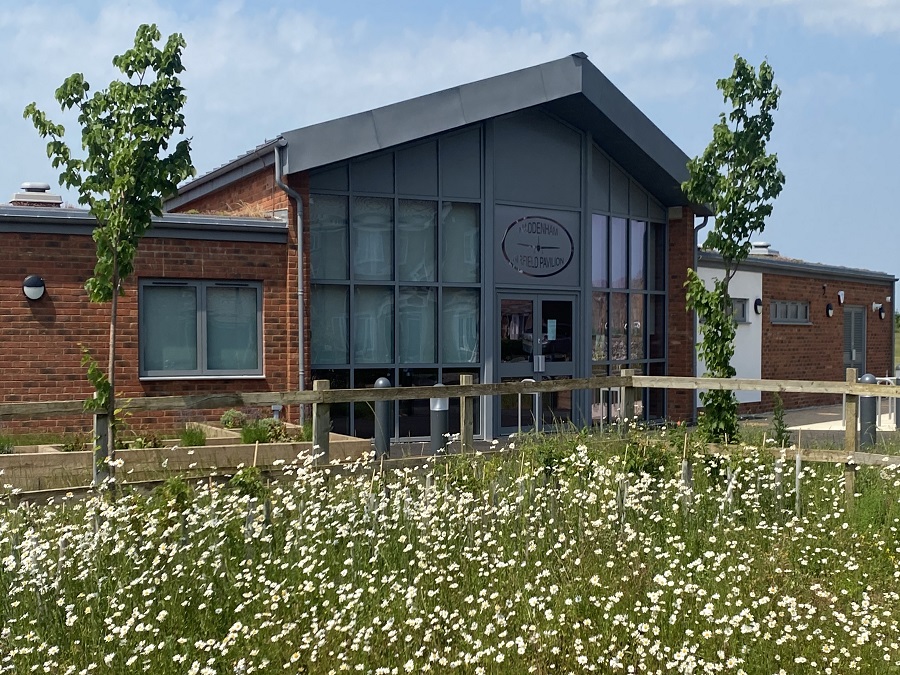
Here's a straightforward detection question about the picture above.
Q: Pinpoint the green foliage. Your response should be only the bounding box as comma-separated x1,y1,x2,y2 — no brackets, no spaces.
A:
240,418,290,444
126,431,164,449
623,425,678,478
228,466,267,500
60,435,89,453
770,392,791,448
80,347,111,413
179,423,206,448
683,55,785,443
0,437,13,455
24,24,194,459
151,476,194,511
220,409,247,430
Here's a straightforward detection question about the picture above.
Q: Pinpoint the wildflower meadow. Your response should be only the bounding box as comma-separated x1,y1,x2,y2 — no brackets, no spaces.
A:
2,428,900,674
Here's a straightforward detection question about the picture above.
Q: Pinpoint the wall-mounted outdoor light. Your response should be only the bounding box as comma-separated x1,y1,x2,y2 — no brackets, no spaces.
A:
838,290,845,305
753,298,763,315
23,275,45,301
873,302,886,320
826,303,834,318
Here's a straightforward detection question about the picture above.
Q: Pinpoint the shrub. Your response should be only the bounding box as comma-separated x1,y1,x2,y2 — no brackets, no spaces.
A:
241,418,289,444
60,434,88,452
770,392,791,448
179,423,207,447
220,409,247,429
0,436,13,455
228,466,267,499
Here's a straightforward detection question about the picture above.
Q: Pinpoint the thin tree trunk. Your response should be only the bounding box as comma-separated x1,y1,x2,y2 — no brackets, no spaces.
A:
107,258,119,482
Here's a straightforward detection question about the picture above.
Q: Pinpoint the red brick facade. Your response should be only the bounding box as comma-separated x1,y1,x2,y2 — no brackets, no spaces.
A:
665,207,698,422
743,273,894,413
1,225,290,436
175,168,289,217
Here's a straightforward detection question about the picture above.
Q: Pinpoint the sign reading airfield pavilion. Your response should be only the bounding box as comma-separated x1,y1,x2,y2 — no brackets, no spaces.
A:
501,215,574,278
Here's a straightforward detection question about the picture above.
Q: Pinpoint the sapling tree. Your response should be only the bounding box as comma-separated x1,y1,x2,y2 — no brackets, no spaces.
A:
683,55,785,443
25,24,193,482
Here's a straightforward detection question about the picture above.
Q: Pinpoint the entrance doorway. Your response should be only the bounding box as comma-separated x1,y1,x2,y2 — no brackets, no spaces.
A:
498,293,576,433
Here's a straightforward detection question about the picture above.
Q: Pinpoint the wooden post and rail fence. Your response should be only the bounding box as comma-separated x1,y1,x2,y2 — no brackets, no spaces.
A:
1,368,897,487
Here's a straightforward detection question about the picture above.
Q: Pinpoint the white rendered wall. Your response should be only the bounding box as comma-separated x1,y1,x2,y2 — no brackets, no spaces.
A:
696,266,763,404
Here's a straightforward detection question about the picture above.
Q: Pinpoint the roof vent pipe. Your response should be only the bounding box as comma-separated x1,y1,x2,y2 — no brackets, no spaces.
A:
10,182,62,207
274,138,306,424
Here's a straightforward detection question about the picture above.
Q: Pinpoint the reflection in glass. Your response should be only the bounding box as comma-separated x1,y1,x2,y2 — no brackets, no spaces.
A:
591,214,608,288
630,220,646,289
441,202,480,283
399,368,438,438
352,196,393,280
610,217,627,288
541,299,573,362
398,200,436,282
206,286,259,371
143,286,197,371
592,291,608,362
398,287,436,363
354,286,393,363
610,293,628,361
648,294,665,360
649,222,666,291
629,294,645,360
311,285,349,364
310,195,349,280
442,288,479,362
500,298,533,363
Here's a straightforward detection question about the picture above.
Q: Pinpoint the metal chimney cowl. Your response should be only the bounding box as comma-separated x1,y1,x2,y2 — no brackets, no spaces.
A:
10,182,63,208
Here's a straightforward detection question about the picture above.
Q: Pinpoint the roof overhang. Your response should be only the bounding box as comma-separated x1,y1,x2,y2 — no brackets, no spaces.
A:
172,53,709,214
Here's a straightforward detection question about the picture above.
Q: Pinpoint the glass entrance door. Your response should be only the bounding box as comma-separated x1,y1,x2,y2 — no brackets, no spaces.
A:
498,294,576,434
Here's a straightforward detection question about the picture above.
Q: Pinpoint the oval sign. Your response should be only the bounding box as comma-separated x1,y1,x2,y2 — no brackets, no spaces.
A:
501,215,574,277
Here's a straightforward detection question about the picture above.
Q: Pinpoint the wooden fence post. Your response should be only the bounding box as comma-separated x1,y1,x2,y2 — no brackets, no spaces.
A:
460,374,474,453
312,380,330,464
621,368,638,423
844,463,856,512
844,368,859,455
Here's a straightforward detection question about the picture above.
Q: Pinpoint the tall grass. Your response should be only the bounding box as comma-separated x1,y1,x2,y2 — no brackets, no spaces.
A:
1,427,900,673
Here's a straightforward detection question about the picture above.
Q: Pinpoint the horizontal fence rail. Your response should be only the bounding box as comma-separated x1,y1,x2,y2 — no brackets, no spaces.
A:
3,373,898,420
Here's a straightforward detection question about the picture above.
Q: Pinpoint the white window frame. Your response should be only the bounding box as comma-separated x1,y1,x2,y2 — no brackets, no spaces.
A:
139,279,264,379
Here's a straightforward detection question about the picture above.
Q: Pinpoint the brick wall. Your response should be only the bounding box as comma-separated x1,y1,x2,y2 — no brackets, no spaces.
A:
666,207,697,422
0,229,290,437
172,168,289,217
739,272,894,413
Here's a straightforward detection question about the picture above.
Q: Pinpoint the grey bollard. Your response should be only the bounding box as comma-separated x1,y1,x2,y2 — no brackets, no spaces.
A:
430,384,450,454
859,373,877,449
374,377,392,459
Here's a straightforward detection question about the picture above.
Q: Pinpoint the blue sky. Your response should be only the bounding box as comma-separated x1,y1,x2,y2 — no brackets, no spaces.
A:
2,0,898,277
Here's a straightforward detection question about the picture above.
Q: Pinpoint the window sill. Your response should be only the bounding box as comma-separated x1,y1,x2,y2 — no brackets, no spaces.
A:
139,375,266,382
770,321,813,326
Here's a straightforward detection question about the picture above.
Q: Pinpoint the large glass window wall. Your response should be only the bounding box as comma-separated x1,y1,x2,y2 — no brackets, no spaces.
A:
591,214,666,423
310,185,481,438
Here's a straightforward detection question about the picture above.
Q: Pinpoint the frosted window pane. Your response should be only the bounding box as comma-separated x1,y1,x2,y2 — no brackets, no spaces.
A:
143,286,197,371
398,200,436,281
311,285,349,364
206,286,259,371
354,286,393,363
399,287,436,363
441,202,480,282
353,197,393,280
310,195,349,280
442,288,479,363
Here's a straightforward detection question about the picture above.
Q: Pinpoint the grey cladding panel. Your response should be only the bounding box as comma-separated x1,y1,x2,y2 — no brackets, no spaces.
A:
397,141,438,196
441,128,481,199
610,164,629,214
351,153,394,194
493,110,582,208
590,145,610,212
649,199,665,223
630,181,648,218
310,164,349,192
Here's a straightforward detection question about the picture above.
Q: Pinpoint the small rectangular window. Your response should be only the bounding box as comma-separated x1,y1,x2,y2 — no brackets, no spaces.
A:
731,298,749,324
140,280,263,378
770,300,810,325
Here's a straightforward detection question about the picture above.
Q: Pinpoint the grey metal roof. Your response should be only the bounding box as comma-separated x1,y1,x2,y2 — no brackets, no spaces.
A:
0,205,288,243
698,249,897,284
172,53,707,212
